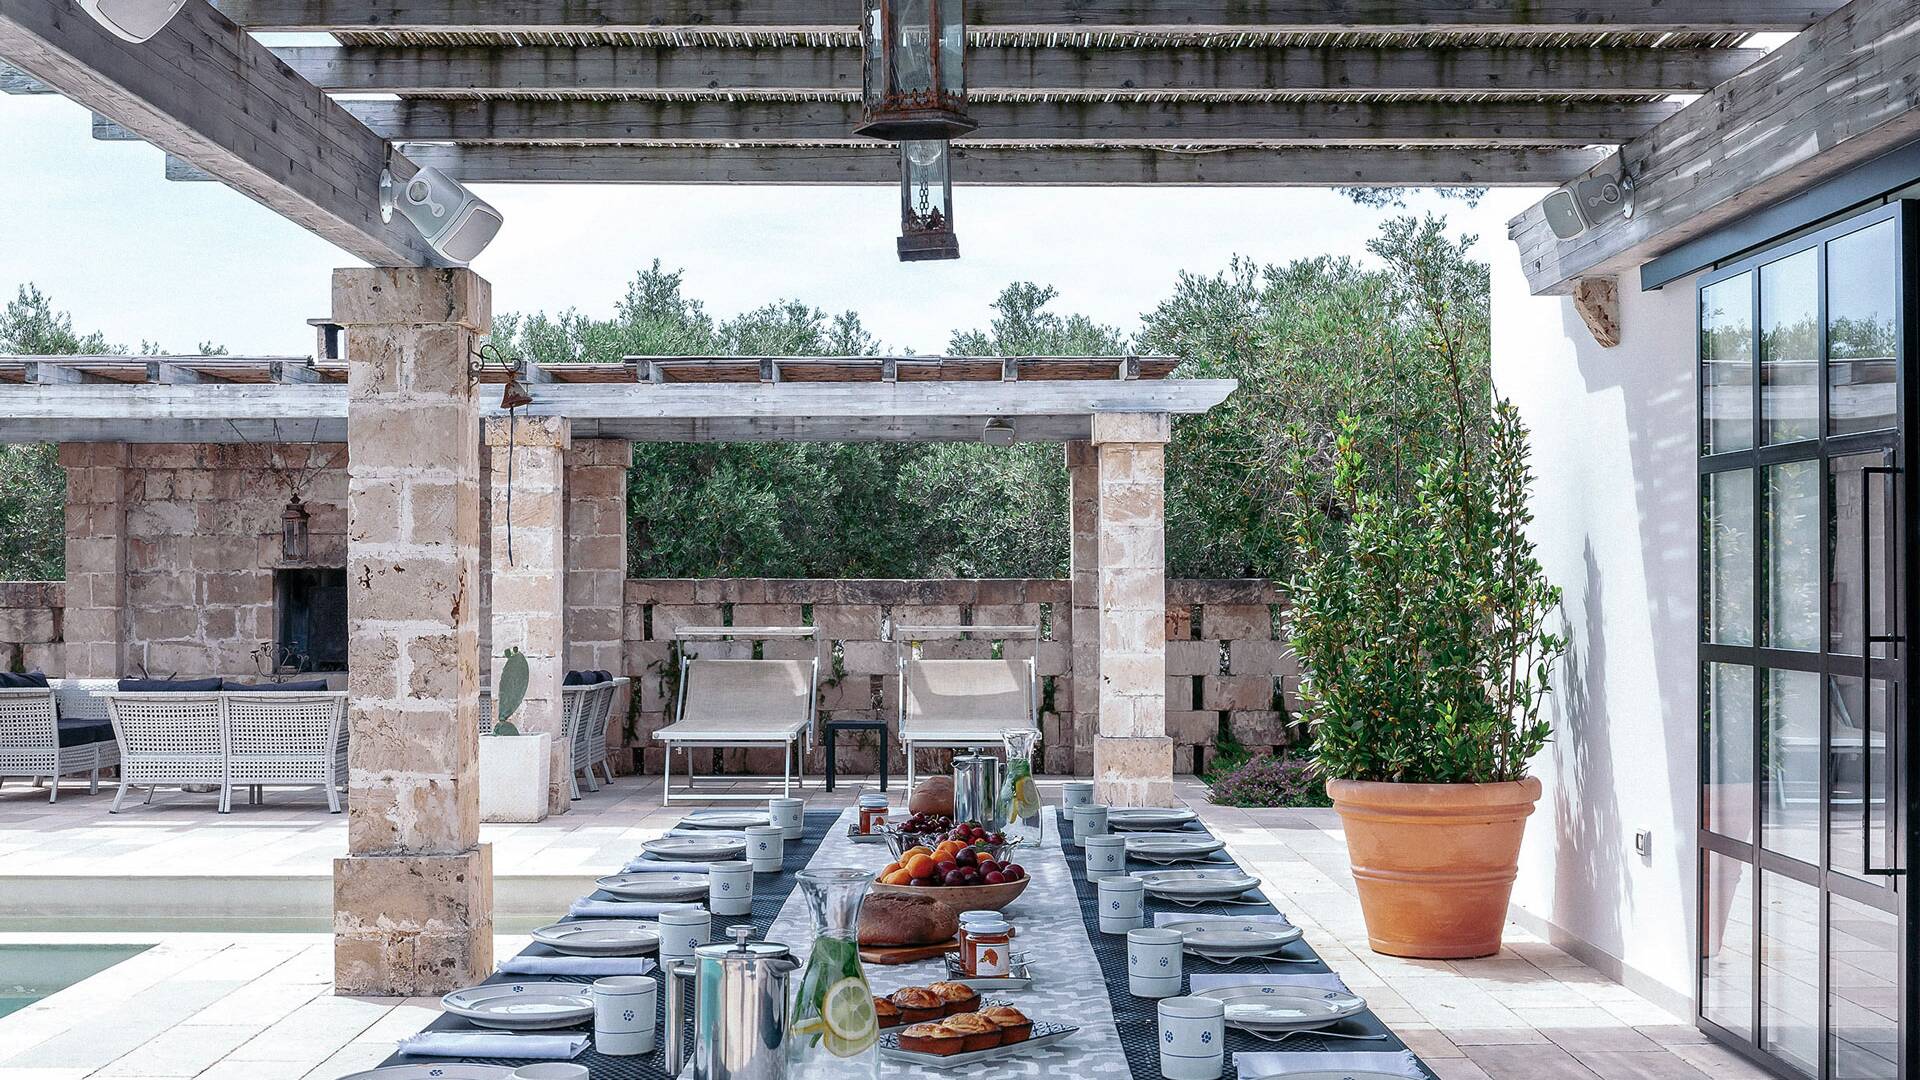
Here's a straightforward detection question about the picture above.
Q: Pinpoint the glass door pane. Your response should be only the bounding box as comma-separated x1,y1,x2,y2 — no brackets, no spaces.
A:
1832,451,1893,660
1831,893,1899,1079
1761,249,1820,445
1763,669,1820,861
1706,662,1755,842
1704,849,1756,1037
1762,872,1822,1076
1708,470,1754,646
1764,459,1820,651
1704,272,1755,453
1828,674,1891,880
1829,220,1899,436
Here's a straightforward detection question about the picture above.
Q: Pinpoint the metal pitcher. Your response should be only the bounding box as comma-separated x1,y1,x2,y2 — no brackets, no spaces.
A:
665,925,799,1080
952,752,1004,831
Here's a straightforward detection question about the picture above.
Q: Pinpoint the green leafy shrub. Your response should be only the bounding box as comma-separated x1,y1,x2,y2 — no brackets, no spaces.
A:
1288,397,1565,785
1208,752,1331,808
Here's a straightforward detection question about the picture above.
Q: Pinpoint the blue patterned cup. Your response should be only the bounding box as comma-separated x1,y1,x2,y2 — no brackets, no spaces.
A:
745,825,784,872
1062,781,1095,808
1157,996,1225,1080
1073,804,1109,848
1084,833,1128,880
768,797,804,840
1098,874,1146,935
657,908,709,966
708,860,753,916
592,975,656,1056
1128,928,1184,998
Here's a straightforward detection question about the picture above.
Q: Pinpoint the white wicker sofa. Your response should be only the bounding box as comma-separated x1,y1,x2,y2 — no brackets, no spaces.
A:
0,679,120,802
102,686,347,814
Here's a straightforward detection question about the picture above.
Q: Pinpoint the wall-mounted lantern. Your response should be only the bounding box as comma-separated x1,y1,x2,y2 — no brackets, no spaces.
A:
857,0,973,140
898,140,959,261
281,494,310,562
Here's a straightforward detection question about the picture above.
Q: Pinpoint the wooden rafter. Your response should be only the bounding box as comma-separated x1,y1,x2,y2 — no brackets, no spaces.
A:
1510,0,1920,295
273,43,1765,97
342,97,1679,146
212,0,1839,34
0,0,437,267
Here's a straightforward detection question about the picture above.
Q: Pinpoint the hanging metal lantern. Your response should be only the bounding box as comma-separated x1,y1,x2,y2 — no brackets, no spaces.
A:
857,0,973,140
281,494,310,561
898,140,959,261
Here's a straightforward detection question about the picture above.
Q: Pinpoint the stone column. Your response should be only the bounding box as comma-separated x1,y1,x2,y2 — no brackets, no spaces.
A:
58,443,128,678
486,415,572,816
332,268,493,996
566,439,631,769
1065,440,1100,777
1090,413,1173,808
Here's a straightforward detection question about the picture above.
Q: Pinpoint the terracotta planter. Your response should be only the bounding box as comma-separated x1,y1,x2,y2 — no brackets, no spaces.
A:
1328,776,1542,959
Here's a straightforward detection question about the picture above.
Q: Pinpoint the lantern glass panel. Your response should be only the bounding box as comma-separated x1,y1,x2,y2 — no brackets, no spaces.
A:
938,0,964,96
894,0,932,95
858,0,972,139
898,140,958,261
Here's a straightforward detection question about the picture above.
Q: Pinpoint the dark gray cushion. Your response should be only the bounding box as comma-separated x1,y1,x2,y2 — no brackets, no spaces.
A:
56,719,114,747
116,677,224,693
223,679,331,692
0,671,48,688
563,670,589,686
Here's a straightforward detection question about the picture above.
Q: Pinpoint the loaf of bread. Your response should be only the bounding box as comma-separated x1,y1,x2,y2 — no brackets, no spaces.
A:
858,891,959,946
908,776,954,817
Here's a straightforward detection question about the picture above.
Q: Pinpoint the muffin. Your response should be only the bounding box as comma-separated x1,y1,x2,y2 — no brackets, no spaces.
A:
928,981,982,1016
890,986,946,1024
941,1012,1003,1053
873,996,903,1029
980,1004,1033,1044
898,1022,966,1056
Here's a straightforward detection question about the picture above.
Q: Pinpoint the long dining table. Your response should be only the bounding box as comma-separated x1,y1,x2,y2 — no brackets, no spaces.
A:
377,804,1436,1079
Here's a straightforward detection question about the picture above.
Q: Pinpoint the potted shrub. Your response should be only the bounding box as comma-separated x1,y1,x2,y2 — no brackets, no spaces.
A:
1289,400,1565,959
479,647,552,823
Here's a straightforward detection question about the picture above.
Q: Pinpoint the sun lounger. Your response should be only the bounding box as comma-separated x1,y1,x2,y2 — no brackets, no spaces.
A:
653,627,817,804
896,625,1040,789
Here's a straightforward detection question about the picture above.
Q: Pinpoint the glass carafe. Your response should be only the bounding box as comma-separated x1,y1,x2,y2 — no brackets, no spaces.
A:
789,868,878,1080
998,727,1042,842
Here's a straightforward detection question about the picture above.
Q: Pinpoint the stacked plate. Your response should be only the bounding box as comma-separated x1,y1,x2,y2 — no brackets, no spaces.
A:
440,984,594,1031
341,1068,515,1079
680,809,769,829
1124,834,1226,864
529,919,662,956
1162,917,1301,962
1135,868,1262,905
641,835,746,862
1106,807,1199,831
594,871,711,902
1190,984,1368,1039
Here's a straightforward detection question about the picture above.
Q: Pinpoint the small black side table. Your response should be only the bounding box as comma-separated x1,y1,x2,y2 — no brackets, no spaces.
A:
822,719,890,792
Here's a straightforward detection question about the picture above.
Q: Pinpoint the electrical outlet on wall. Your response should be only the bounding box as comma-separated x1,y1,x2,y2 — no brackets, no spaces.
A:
1634,830,1653,859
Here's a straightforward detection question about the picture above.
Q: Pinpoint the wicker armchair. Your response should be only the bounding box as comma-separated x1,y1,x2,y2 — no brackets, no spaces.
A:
583,677,626,788
225,692,348,813
105,692,226,812
0,688,117,802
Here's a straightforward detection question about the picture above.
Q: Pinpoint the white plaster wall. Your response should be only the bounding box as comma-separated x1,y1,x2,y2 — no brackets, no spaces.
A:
1491,250,1701,1014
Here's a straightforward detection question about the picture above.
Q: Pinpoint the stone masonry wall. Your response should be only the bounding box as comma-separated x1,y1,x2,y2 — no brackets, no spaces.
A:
0,581,61,674
621,577,1299,778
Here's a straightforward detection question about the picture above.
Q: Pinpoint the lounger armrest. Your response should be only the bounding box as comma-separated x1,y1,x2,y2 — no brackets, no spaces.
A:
675,625,816,640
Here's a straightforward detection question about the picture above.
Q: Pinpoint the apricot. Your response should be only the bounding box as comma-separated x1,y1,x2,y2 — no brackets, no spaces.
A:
881,868,914,886
880,861,902,877
904,854,938,879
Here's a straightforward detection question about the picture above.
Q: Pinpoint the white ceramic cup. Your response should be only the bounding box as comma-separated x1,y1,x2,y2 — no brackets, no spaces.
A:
508,1065,589,1080
1062,780,1095,808
768,797,805,840
593,975,657,1056
1158,996,1226,1080
745,825,785,872
1128,928,1185,998
657,908,709,966
1084,833,1128,880
707,860,754,916
1098,875,1146,935
1074,804,1110,848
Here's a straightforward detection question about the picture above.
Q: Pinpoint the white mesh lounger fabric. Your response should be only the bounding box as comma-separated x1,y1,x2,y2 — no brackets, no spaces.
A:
896,629,1039,789
653,647,817,804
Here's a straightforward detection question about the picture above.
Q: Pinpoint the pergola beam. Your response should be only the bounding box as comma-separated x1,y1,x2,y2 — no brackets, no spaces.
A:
273,43,1764,97
214,0,1839,34
1510,0,1920,295
386,143,1606,186
0,0,439,268
343,97,1677,146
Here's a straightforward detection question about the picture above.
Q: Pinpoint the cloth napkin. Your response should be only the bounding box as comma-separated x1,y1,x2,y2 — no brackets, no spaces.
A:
1155,911,1293,928
499,954,658,976
620,858,719,873
1188,972,1352,994
1232,1051,1424,1079
396,1032,589,1060
569,899,705,918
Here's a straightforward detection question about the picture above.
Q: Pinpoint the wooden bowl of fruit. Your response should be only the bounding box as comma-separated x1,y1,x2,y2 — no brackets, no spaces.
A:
874,832,1032,911
882,819,1024,865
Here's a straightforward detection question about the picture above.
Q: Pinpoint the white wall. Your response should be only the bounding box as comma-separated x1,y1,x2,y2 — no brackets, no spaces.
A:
1491,251,1702,1015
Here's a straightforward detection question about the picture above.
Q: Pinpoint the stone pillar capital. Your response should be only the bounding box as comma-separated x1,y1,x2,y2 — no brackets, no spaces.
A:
1090,412,1171,446
331,267,491,330
483,414,572,450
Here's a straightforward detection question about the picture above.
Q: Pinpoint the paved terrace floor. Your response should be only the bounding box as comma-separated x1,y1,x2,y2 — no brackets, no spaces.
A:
0,775,1765,1080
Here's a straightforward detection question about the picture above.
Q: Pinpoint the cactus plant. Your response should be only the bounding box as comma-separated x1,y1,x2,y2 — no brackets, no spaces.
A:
494,646,529,736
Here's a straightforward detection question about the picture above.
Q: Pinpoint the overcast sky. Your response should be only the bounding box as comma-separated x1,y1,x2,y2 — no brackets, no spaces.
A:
0,89,1541,356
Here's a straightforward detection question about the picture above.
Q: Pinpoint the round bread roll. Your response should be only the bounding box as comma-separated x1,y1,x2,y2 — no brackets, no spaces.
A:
858,891,960,946
908,775,955,817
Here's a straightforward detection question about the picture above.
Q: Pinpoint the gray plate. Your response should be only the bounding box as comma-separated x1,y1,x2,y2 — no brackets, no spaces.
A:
1192,985,1368,1032
1125,835,1226,863
594,871,712,902
1162,918,1303,955
681,810,769,829
879,1021,1078,1070
1106,807,1199,831
1240,1072,1413,1080
1136,868,1261,899
337,1068,515,1080
641,835,747,862
441,984,594,1030
529,919,663,956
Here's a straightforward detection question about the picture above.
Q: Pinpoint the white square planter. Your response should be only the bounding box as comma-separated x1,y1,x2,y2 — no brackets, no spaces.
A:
480,732,552,823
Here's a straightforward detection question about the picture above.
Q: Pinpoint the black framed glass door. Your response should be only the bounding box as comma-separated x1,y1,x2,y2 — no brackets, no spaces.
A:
1697,200,1914,1079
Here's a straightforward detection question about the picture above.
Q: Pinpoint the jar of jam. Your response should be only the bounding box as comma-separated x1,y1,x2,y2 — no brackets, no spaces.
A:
954,910,996,958
964,917,1012,977
857,793,890,835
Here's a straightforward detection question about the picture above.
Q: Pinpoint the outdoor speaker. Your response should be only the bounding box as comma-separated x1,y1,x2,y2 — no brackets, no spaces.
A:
379,166,504,265
1544,171,1635,241
79,0,191,43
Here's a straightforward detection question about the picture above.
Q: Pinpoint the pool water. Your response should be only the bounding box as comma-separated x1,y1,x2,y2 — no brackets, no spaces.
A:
0,944,151,1019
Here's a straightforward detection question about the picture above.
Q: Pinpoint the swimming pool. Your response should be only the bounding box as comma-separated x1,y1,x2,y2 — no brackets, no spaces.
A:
0,943,151,1018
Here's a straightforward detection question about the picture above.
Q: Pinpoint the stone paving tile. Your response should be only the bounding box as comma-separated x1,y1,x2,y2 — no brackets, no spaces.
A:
1537,1025,1663,1052
1463,1043,1603,1079
1566,1049,1713,1079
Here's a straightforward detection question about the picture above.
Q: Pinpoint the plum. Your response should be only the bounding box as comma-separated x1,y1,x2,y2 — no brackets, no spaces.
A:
982,871,1007,885
943,869,969,887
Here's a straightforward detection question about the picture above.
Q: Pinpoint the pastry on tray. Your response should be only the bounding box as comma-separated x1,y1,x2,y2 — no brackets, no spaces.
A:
897,1022,966,1056
941,1012,1004,1053
980,1004,1033,1044
928,980,981,1016
874,996,903,1029
890,986,946,1024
